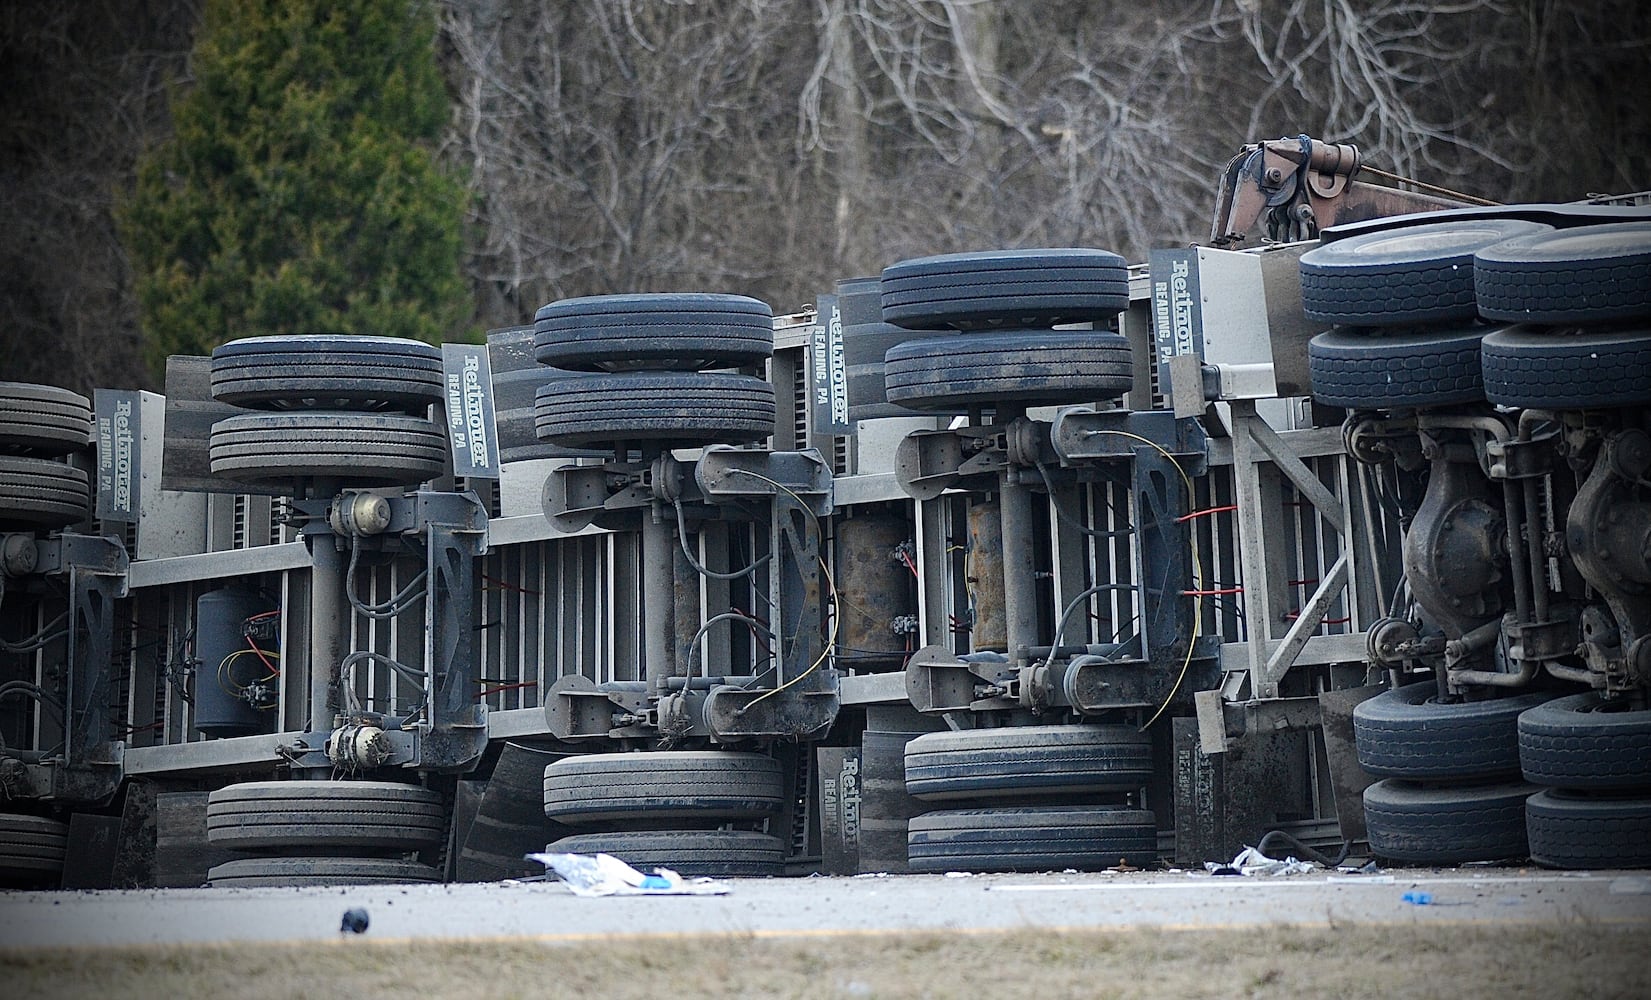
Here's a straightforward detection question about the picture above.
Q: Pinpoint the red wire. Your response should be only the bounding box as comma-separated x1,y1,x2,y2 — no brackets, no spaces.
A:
1176,505,1238,523
245,635,279,675
1285,612,1352,624
482,574,542,596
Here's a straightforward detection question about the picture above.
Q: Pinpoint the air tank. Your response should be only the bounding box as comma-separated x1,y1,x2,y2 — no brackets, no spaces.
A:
193,587,278,738
833,511,915,671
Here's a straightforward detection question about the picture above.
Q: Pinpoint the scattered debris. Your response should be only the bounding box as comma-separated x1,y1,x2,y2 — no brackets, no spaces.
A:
526,852,730,897
1401,891,1433,906
339,908,369,934
1203,846,1317,877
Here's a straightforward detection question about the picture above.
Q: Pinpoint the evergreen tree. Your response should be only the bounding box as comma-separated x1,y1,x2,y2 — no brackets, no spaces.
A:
121,0,471,373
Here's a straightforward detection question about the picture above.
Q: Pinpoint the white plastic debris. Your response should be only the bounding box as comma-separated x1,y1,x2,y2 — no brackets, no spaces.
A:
1203,845,1317,877
525,852,731,896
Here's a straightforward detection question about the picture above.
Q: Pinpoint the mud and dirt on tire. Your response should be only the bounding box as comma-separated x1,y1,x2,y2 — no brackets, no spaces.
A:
1306,326,1488,410
1473,222,1651,325
1480,326,1651,409
1298,219,1551,326
883,331,1133,411
533,372,776,448
1362,778,1534,865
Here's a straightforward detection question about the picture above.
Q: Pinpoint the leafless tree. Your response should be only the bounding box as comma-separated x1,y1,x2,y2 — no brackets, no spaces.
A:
0,0,200,393
5,0,1647,386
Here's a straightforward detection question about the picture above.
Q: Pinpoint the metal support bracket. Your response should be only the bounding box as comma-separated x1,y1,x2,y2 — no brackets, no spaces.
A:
543,461,657,533
6,533,128,804
704,486,838,740
894,426,1012,501
1049,408,1208,476
695,446,833,517
1226,400,1361,699
412,490,490,771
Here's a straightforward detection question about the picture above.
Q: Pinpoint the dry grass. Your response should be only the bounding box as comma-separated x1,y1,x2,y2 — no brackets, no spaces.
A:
4,924,1646,1000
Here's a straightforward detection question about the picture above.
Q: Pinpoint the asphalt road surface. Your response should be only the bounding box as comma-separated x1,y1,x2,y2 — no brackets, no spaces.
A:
4,868,1649,948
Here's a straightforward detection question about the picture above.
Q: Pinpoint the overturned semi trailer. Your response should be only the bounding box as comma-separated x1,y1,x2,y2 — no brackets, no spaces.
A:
4,156,1649,888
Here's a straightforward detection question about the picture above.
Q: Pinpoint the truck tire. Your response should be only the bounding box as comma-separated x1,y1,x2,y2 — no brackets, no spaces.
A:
206,856,442,887
0,456,90,528
534,293,774,372
880,248,1129,329
1474,222,1651,324
0,383,91,455
883,332,1133,411
1298,219,1551,326
1353,682,1552,781
835,275,958,422
903,724,1153,802
1307,326,1486,409
1518,692,1651,790
906,805,1156,873
205,781,445,851
1525,788,1651,869
1480,327,1651,409
205,785,445,851
543,751,784,826
0,814,67,885
210,334,444,412
208,412,448,486
1362,778,1534,865
545,830,786,877
533,372,775,447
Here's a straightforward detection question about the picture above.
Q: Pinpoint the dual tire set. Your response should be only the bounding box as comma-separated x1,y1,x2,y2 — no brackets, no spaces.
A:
541,751,788,876
206,335,450,488
1517,693,1651,869
1354,685,1651,868
1305,219,1651,411
0,382,92,532
876,248,1135,412
900,725,1157,872
530,294,777,451
0,382,92,886
203,780,445,886
1354,683,1550,865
